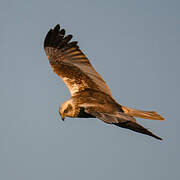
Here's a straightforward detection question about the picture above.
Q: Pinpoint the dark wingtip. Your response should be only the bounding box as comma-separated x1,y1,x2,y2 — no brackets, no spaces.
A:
114,121,163,141
152,134,163,141
54,24,60,31
146,128,163,140
44,29,52,48
60,29,65,36
44,24,78,50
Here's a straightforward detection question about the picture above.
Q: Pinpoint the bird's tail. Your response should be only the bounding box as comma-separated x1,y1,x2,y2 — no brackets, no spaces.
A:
121,106,164,120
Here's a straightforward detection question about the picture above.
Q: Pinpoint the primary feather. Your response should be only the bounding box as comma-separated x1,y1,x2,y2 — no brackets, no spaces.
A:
44,24,112,97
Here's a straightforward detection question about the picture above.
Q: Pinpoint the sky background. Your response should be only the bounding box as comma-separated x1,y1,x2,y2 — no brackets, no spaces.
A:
0,0,179,179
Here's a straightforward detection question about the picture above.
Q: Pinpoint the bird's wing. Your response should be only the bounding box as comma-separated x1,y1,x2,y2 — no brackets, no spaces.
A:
84,107,162,140
44,24,112,97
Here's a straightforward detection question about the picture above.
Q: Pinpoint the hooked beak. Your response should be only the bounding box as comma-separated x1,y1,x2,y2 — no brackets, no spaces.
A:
60,112,65,121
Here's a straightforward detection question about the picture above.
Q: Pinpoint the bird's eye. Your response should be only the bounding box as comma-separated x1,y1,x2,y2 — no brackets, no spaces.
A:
64,109,68,113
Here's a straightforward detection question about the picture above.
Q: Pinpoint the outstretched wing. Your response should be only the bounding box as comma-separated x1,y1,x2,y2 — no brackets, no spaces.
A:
44,24,112,97
84,107,162,140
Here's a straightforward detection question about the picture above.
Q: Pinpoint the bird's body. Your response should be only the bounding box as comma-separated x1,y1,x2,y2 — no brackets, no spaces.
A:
44,24,164,140
60,89,122,118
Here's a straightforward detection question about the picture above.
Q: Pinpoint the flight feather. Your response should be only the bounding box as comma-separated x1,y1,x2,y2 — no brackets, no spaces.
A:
44,24,112,97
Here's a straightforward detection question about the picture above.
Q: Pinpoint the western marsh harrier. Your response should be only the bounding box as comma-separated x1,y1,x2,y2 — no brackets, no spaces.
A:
44,24,164,140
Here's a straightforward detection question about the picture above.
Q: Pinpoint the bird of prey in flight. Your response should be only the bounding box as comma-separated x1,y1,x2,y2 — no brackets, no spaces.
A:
44,24,164,140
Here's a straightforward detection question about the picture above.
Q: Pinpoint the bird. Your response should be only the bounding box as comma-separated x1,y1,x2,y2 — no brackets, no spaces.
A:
44,24,164,140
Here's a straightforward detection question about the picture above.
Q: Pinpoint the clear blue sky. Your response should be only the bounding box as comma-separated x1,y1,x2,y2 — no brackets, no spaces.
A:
0,0,179,179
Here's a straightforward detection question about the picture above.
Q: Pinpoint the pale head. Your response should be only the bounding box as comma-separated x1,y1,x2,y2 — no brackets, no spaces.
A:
59,100,77,121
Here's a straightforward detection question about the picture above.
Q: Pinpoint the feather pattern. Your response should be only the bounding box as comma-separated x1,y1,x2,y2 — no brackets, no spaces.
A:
44,24,112,97
85,109,162,140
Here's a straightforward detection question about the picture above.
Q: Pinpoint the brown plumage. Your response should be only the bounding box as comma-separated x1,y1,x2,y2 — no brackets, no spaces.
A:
44,24,164,140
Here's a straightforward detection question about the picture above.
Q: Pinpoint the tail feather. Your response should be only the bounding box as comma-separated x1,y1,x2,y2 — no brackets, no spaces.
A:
122,106,164,120
85,108,163,140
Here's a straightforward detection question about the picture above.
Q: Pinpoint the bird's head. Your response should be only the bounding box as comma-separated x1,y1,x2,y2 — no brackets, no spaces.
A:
59,100,76,121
